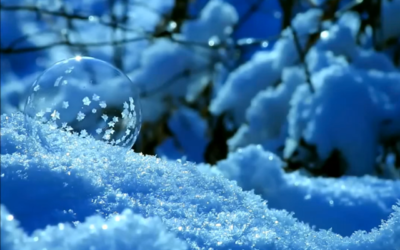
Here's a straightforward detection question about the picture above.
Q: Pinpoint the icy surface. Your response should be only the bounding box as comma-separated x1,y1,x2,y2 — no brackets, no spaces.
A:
1,112,400,249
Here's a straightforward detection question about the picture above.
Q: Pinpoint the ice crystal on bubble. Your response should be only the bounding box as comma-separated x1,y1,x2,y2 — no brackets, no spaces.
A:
82,96,91,106
24,56,142,150
99,101,107,108
77,111,86,121
50,110,60,120
92,94,100,101
62,101,69,109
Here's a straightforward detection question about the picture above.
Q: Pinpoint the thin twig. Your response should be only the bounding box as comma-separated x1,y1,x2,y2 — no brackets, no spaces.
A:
0,4,145,34
232,0,265,35
0,37,149,54
140,66,212,97
278,0,315,93
289,26,315,93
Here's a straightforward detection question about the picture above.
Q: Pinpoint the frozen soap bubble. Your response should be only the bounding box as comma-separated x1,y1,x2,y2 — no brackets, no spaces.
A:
24,56,141,149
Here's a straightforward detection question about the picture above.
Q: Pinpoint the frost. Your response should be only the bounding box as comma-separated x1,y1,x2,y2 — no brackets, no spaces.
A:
22,57,142,150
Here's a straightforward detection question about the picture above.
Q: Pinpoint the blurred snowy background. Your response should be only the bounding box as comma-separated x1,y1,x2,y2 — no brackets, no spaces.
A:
1,0,400,249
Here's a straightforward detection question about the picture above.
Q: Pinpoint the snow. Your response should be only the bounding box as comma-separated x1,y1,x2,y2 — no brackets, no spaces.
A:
1,205,187,250
182,0,238,43
209,9,323,123
217,145,400,236
228,67,305,153
156,107,209,163
1,113,400,249
129,0,238,122
2,1,400,248
208,6,400,177
286,65,400,176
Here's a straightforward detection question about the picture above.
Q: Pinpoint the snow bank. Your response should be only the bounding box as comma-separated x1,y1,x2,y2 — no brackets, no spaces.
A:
1,112,400,249
216,145,400,236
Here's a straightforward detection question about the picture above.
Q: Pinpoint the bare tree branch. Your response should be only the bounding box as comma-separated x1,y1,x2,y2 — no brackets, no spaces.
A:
278,0,315,93
0,36,149,54
140,65,213,97
0,4,146,34
289,26,315,93
232,0,265,35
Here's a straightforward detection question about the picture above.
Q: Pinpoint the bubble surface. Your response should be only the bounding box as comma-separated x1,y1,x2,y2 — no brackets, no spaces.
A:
24,56,141,149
